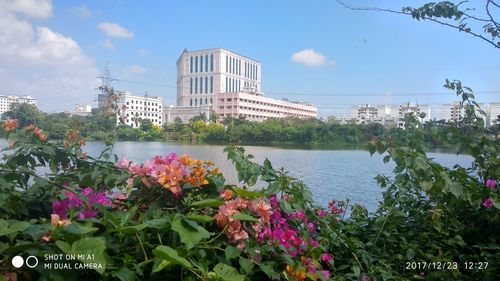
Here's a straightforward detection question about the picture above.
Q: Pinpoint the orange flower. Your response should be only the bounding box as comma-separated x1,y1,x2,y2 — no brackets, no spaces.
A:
2,119,18,133
38,133,48,142
50,214,71,227
211,168,221,175
220,189,233,201
179,154,194,166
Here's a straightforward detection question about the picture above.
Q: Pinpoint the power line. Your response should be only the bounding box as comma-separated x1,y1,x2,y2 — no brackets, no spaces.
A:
112,77,500,97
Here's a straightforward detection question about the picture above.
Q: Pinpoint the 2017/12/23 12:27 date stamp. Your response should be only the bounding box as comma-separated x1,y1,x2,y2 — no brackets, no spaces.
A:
405,261,489,270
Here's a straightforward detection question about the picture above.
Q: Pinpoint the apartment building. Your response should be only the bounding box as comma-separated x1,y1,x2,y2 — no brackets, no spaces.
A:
0,95,37,117
98,91,163,127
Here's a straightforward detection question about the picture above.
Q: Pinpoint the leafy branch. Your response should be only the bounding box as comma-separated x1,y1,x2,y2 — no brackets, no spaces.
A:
336,0,500,49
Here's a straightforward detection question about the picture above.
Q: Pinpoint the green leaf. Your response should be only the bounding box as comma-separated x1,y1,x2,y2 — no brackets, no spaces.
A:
152,259,172,273
224,245,241,260
63,223,99,235
406,248,415,260
71,237,107,274
114,268,135,281
9,221,30,232
153,245,192,269
171,217,210,249
259,263,279,279
239,257,254,274
55,240,71,253
213,263,246,281
189,199,224,208
232,188,265,199
145,218,170,230
185,214,213,223
230,213,258,223
117,224,147,234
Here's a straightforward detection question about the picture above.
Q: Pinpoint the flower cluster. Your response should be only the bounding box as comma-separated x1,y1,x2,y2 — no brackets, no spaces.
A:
285,256,331,281
214,191,272,247
482,179,497,209
52,187,112,219
2,119,18,133
64,130,86,148
25,124,48,142
118,153,215,197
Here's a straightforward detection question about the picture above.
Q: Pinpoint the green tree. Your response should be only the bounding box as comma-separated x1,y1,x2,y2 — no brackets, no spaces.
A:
1,103,44,127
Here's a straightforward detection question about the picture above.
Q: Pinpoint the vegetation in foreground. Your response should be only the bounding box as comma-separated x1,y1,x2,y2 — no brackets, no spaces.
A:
0,81,498,280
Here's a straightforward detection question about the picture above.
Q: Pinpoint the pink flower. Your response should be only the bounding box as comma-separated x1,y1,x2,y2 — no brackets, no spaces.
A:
78,210,98,219
116,158,131,169
320,270,330,280
64,191,83,208
486,179,496,190
321,253,333,264
317,209,327,218
308,264,317,274
483,198,493,209
81,187,93,196
52,200,69,218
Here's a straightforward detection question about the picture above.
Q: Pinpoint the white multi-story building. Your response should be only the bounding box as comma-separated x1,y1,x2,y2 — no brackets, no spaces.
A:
440,101,465,122
397,103,431,128
487,102,500,126
69,104,92,117
0,95,37,117
167,48,317,123
350,104,395,125
98,91,163,128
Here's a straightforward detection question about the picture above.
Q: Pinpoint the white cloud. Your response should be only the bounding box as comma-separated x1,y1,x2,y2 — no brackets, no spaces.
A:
69,3,92,19
98,22,134,38
124,65,147,75
291,48,327,67
100,39,115,50
0,0,52,19
0,5,100,112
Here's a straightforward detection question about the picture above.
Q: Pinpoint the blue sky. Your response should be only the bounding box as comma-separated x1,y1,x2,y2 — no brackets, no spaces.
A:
1,0,499,118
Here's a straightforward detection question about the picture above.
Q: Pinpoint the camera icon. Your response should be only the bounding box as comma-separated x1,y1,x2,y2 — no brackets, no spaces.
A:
12,255,38,268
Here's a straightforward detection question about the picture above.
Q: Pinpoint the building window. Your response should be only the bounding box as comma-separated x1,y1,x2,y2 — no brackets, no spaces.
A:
200,76,203,93
205,98,208,104
210,54,214,71
256,66,258,80
199,98,202,106
195,77,198,94
229,56,232,74
210,97,213,104
195,99,198,106
238,59,241,76
225,77,228,92
190,56,193,73
205,77,208,94
195,56,198,73
205,55,208,72
200,55,203,72
210,76,213,93
190,78,193,95
225,55,228,72
190,99,192,106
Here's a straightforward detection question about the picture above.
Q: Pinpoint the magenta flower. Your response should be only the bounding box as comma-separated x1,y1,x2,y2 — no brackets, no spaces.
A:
317,209,327,217
320,270,330,279
483,198,493,209
52,200,69,218
486,179,496,190
321,253,333,264
78,210,97,219
81,187,93,196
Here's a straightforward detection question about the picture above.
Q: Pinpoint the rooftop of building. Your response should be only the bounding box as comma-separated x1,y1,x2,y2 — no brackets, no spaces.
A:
178,48,261,63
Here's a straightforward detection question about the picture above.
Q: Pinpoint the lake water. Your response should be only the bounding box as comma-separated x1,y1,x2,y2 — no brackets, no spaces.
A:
1,140,474,212
82,141,474,211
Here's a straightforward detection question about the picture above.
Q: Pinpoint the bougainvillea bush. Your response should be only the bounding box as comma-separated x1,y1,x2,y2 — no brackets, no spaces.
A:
0,82,499,280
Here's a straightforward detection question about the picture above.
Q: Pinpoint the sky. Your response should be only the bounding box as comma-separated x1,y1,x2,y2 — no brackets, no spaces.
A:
0,0,499,118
